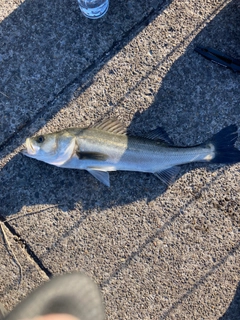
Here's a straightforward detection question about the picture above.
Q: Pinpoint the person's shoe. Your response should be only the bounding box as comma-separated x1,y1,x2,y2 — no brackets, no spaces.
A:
3,273,105,320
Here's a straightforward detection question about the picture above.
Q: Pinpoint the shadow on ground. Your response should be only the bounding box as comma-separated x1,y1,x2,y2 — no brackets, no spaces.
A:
220,281,240,320
160,241,240,319
0,0,170,148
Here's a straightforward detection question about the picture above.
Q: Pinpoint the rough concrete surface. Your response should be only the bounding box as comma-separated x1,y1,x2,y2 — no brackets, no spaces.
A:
0,0,240,319
0,221,48,311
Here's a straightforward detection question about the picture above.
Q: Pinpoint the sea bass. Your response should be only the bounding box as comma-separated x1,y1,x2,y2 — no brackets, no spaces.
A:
22,118,240,187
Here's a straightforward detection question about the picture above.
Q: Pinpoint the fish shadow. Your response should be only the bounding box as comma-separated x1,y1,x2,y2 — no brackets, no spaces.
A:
1,151,168,215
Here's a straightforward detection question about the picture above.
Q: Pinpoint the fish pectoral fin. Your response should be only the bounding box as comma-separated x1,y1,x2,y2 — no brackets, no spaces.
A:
142,127,174,145
76,151,108,161
153,166,180,186
87,169,110,187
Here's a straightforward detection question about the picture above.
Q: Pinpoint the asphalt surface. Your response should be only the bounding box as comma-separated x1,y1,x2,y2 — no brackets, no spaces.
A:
0,0,240,319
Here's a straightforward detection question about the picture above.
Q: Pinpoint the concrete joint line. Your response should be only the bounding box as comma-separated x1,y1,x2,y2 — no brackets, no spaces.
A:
0,215,52,280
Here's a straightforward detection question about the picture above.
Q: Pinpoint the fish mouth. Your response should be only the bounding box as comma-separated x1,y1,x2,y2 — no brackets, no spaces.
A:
22,138,39,157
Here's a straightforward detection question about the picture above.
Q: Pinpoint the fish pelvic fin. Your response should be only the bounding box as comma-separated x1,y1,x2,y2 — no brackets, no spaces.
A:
154,166,181,186
87,169,110,187
205,125,240,164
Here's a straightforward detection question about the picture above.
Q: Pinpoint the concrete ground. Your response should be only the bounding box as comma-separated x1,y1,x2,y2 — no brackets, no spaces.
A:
0,0,240,319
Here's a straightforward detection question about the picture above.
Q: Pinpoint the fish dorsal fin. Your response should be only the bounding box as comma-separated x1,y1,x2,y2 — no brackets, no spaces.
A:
92,118,127,135
142,127,174,144
154,166,180,186
87,169,110,187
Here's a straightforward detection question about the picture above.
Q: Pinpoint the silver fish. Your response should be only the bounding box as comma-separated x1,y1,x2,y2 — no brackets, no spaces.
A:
22,118,240,187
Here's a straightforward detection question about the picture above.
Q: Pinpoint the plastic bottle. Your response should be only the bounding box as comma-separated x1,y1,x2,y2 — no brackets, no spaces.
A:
77,0,109,19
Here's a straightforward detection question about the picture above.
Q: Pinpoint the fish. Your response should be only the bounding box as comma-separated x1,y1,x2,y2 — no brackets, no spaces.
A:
22,118,240,187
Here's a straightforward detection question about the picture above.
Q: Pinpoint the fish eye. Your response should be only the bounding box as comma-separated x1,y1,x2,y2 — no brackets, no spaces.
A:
36,135,45,143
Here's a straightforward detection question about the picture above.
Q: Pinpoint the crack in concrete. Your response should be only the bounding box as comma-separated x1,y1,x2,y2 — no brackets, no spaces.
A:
0,214,52,279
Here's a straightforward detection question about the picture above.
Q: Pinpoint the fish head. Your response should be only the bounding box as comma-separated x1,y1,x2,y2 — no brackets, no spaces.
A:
23,133,58,160
22,132,76,166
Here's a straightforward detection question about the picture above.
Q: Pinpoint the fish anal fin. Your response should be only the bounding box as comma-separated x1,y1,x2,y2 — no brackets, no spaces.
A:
91,118,127,135
87,169,110,187
154,166,180,186
142,127,174,145
76,151,108,161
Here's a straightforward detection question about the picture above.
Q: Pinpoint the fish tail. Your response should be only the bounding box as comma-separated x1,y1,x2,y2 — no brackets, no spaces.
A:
208,125,240,164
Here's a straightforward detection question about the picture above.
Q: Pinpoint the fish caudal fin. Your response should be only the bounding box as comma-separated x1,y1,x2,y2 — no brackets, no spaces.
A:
209,125,240,164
